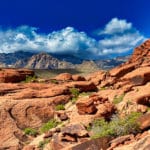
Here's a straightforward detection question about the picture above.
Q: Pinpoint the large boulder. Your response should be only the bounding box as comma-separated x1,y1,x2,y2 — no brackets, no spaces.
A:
67,137,110,150
76,98,97,115
72,75,86,81
113,134,150,150
68,81,97,92
54,73,72,81
137,113,150,130
121,67,150,86
86,71,106,86
0,69,34,83
61,124,88,137
109,63,136,78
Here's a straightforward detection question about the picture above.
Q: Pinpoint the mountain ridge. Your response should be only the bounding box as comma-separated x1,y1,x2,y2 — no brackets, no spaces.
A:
0,51,130,70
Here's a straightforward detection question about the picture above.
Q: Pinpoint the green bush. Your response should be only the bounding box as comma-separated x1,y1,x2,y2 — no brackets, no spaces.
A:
69,87,80,103
91,112,142,139
71,97,78,104
24,128,38,136
55,104,65,111
79,92,92,97
50,79,58,84
69,87,80,98
100,87,108,90
24,75,37,83
40,119,59,133
113,93,125,104
38,139,49,149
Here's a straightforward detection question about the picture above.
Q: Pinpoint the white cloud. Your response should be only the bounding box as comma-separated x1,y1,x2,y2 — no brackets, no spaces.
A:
99,32,145,54
96,18,146,56
46,27,97,55
99,18,132,35
0,18,146,59
0,26,97,59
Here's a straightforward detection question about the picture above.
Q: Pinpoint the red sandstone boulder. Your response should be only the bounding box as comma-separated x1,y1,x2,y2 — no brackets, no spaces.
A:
109,135,133,149
68,81,97,92
113,134,150,150
66,137,110,150
123,83,150,106
86,70,106,85
54,73,72,81
0,69,34,83
137,113,150,130
121,67,150,86
96,102,116,119
23,145,39,150
109,63,136,78
72,74,86,81
61,124,88,138
76,98,97,115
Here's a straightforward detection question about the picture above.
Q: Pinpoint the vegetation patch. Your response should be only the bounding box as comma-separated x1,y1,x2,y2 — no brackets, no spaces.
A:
24,128,38,136
113,93,125,104
55,104,65,111
100,87,108,90
38,139,49,149
70,87,80,98
90,112,142,139
79,92,92,97
50,79,58,84
24,75,37,83
69,87,80,103
40,119,59,133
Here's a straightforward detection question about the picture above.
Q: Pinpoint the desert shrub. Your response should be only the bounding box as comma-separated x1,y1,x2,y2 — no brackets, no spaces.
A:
24,75,37,83
71,97,78,104
69,87,80,98
91,112,142,139
38,139,49,149
113,93,125,104
50,79,58,84
69,87,80,103
147,107,150,112
40,119,59,133
24,128,38,136
79,92,92,97
100,87,108,90
55,104,65,111
91,118,115,139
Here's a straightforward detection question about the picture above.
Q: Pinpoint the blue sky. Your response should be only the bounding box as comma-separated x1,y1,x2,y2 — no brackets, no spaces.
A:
0,0,149,59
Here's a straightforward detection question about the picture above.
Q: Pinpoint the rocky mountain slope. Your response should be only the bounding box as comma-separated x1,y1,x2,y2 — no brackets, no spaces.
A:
14,52,74,69
0,51,129,70
0,40,150,150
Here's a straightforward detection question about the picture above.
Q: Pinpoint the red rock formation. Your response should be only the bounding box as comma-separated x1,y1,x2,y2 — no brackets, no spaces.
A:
1,39,150,149
0,68,34,83
129,39,150,64
76,98,97,115
54,72,72,81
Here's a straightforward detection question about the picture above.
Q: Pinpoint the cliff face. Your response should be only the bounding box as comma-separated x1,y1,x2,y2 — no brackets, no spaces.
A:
0,40,150,150
129,39,150,65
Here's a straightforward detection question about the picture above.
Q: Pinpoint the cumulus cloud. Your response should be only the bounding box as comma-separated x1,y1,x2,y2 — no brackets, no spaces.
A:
96,18,146,56
0,18,146,59
0,26,97,59
99,18,132,35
